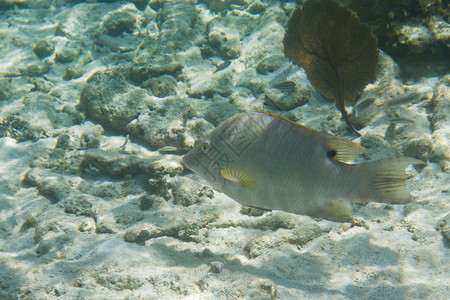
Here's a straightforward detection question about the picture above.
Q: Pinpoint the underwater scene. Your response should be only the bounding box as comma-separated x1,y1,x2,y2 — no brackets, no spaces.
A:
0,0,449,299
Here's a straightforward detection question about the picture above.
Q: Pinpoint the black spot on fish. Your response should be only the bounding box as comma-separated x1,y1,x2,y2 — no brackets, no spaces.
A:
327,150,337,158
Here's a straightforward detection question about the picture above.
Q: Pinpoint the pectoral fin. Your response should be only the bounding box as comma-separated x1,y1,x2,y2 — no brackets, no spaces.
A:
221,167,257,190
309,200,353,222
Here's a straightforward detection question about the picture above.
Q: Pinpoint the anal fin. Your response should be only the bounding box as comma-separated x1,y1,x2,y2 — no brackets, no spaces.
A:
309,200,353,222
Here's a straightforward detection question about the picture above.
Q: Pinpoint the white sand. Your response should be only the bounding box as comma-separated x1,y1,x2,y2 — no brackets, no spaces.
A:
0,1,449,299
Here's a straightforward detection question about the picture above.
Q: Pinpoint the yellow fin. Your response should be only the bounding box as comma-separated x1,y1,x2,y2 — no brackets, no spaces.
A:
258,111,365,162
319,134,365,162
309,200,353,222
221,167,257,190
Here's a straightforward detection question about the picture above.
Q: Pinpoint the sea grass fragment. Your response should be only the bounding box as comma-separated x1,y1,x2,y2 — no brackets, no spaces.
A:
283,0,379,135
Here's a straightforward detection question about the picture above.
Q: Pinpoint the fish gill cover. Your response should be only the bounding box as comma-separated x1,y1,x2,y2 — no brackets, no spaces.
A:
283,0,379,135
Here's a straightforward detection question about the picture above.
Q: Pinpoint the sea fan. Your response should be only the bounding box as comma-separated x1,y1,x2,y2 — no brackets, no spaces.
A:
283,0,379,135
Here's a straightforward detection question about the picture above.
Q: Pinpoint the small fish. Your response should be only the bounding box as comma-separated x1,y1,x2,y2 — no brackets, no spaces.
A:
389,117,414,124
272,81,296,93
157,146,177,153
182,112,424,222
354,97,375,118
385,92,422,107
214,60,231,73
119,134,129,151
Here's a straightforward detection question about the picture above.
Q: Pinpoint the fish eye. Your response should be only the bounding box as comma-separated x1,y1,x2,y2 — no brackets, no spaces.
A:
200,142,209,152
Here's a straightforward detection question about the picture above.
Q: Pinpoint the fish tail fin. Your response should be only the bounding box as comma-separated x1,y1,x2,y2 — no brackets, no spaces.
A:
354,157,424,204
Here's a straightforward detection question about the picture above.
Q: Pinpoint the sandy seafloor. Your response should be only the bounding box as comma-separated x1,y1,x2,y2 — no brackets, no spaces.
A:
0,0,449,299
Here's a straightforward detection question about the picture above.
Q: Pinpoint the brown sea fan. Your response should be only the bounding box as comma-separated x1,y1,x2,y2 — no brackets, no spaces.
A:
283,0,379,135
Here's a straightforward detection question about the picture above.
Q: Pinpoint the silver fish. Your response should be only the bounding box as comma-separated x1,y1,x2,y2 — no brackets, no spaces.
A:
157,146,178,153
272,81,296,93
354,97,375,118
385,92,422,107
182,112,424,222
389,117,414,124
214,60,231,73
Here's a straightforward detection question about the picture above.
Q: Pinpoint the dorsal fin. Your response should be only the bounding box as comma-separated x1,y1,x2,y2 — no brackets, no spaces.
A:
258,111,365,162
319,133,365,162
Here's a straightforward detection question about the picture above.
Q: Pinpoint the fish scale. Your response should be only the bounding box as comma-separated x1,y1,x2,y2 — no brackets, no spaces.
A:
183,112,424,222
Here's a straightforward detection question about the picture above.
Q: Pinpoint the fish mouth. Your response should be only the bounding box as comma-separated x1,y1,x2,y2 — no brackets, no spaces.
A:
182,153,199,175
181,154,191,169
